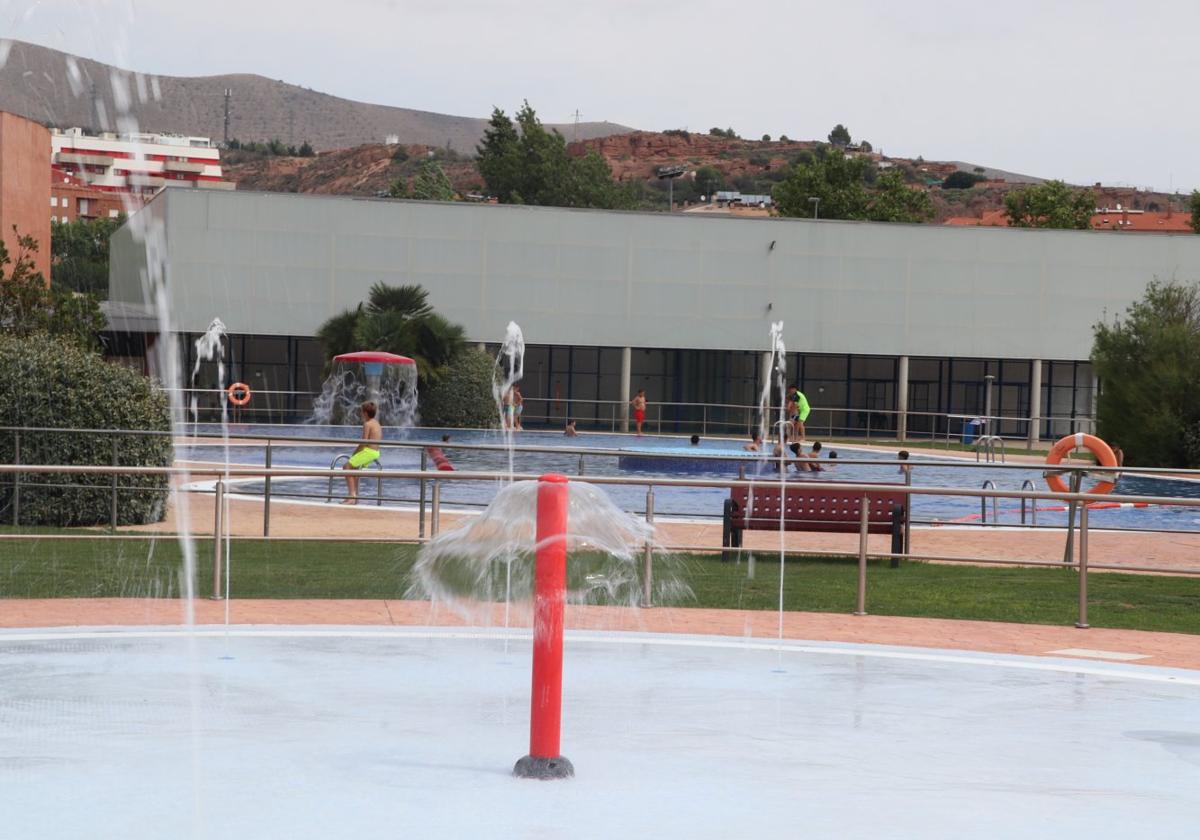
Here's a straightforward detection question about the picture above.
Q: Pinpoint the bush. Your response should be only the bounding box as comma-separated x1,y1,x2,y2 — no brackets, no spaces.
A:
419,349,498,429
0,334,171,526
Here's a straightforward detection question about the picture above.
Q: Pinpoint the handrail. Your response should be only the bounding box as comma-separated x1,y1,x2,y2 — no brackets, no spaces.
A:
0,424,1150,474
1020,479,1038,526
980,480,999,523
7,461,1200,623
0,462,1184,506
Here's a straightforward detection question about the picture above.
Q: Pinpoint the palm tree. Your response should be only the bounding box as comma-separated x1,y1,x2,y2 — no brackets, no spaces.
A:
316,284,465,383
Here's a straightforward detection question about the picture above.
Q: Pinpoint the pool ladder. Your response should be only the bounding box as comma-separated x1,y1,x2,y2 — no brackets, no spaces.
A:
980,478,1038,525
326,453,385,506
974,436,1006,464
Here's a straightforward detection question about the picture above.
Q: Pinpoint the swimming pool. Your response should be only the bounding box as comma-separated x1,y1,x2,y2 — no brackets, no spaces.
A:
178,424,1200,531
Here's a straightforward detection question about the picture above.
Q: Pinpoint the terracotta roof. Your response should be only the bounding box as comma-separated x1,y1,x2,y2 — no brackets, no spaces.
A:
943,208,1195,233
1091,211,1192,233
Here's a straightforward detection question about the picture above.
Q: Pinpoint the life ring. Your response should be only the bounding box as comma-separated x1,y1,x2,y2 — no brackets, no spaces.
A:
227,382,252,406
1044,433,1117,495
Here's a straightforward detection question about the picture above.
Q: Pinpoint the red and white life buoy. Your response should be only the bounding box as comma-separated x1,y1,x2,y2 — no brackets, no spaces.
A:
1044,433,1117,495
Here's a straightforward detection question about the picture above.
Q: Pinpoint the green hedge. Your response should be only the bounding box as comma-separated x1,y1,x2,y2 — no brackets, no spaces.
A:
419,348,497,428
0,334,171,526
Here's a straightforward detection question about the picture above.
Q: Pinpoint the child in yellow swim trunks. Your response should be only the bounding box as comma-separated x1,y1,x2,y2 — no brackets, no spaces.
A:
342,401,382,505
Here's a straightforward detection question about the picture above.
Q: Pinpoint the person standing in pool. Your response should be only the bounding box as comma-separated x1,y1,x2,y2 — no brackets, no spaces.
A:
744,431,763,452
342,401,383,505
564,418,578,437
513,385,525,431
631,390,647,436
789,386,811,441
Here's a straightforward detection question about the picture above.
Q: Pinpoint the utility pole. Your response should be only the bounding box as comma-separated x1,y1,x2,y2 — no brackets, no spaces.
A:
571,109,582,142
223,88,232,145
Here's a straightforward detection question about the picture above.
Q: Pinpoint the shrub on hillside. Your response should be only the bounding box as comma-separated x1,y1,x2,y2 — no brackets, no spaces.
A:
419,349,498,429
0,334,171,526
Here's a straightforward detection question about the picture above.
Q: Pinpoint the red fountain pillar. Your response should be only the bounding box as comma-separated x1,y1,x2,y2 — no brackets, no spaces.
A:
513,473,575,780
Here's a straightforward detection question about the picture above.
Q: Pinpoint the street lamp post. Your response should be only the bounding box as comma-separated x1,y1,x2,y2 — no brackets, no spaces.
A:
808,196,821,219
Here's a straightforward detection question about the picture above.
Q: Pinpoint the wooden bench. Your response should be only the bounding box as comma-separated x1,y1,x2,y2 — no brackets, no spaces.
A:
721,484,907,564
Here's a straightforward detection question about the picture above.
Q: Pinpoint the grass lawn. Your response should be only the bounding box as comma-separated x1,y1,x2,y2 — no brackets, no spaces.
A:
1,534,1197,634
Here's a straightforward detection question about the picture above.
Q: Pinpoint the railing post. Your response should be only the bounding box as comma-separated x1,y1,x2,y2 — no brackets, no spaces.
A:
903,469,912,558
641,486,655,608
431,479,441,537
110,437,119,533
211,479,225,600
418,449,428,539
1076,503,1090,629
578,453,585,476
702,406,708,436
854,494,869,615
263,440,272,537
12,430,20,527
1062,470,1082,564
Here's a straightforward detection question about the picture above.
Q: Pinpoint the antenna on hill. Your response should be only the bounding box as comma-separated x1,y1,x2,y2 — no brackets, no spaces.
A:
571,109,582,142
223,88,232,144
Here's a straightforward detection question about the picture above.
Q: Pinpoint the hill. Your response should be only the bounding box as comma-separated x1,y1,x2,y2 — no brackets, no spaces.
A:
0,39,633,152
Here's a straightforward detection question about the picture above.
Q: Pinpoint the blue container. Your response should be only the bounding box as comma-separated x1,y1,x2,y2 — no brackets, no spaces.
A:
961,419,982,445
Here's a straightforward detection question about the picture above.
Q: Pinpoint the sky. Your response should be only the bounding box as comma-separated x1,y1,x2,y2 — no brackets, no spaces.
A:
4,0,1198,192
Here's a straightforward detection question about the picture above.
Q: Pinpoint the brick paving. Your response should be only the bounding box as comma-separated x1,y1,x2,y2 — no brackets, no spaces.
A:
4,597,1198,670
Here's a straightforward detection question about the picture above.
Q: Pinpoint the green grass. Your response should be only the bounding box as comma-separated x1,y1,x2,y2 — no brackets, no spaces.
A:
1,535,1197,634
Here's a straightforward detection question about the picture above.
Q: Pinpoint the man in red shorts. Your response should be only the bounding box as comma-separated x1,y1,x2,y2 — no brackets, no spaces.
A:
631,390,647,436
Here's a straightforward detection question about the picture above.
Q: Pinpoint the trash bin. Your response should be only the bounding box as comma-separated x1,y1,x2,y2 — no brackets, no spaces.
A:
962,418,983,445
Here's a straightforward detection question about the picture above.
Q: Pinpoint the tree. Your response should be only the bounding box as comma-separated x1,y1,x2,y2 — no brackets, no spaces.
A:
411,160,455,201
298,141,315,157
387,178,408,199
0,227,104,349
859,140,873,153
942,171,986,190
1190,189,1200,233
1003,180,1095,229
419,348,497,428
779,134,791,143
828,124,851,146
866,169,935,223
761,134,771,142
773,146,870,219
316,283,465,385
1093,280,1200,467
50,216,124,296
476,102,632,210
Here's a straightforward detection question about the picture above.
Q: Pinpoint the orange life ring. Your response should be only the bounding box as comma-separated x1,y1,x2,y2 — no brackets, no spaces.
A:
1044,433,1117,494
227,382,252,406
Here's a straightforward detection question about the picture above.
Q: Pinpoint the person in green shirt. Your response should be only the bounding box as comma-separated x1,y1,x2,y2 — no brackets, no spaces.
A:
787,385,811,440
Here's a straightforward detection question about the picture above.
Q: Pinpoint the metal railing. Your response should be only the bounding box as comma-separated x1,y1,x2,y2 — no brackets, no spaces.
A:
3,461,1200,632
325,453,384,506
4,423,1191,536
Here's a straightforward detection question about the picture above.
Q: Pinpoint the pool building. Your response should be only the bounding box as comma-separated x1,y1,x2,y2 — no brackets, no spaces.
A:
107,189,1200,439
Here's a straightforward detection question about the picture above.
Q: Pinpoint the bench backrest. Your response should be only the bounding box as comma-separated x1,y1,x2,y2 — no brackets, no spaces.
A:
730,484,905,533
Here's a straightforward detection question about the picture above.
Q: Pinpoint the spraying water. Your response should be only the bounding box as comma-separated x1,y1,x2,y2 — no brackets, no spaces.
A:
747,322,790,643
310,358,418,427
490,322,525,638
189,318,233,621
492,322,525,471
409,479,690,614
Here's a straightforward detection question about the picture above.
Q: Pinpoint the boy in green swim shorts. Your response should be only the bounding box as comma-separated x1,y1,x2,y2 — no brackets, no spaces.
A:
342,401,383,505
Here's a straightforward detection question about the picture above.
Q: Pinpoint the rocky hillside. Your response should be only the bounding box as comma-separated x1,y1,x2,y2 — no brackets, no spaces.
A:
226,130,1187,222
0,39,633,152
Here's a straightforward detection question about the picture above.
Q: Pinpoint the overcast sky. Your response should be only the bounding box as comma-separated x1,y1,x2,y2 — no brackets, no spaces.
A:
4,0,1198,192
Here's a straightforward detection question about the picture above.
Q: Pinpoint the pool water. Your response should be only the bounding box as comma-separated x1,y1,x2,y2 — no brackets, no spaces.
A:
178,425,1200,531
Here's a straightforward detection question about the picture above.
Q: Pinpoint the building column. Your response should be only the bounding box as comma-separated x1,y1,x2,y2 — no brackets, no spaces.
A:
1027,359,1042,450
619,346,632,432
896,355,909,442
